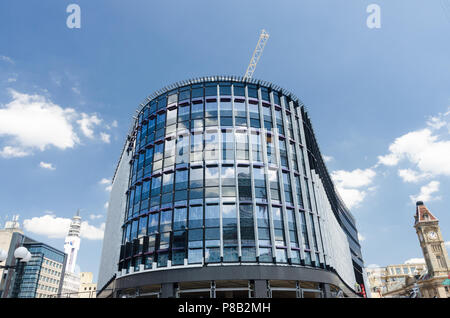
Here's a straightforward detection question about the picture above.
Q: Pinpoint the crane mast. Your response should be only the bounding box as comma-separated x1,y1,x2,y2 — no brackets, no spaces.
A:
244,29,270,79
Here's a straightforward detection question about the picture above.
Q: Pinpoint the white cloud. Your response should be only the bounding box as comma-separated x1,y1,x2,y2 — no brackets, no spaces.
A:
7,77,17,83
72,87,81,95
409,181,440,204
76,113,102,139
377,153,400,166
99,178,111,185
0,146,30,158
0,90,114,158
331,169,376,189
0,55,14,64
331,168,376,210
404,258,425,264
336,187,367,210
99,178,112,192
445,241,450,248
89,214,103,220
23,214,70,238
111,120,118,128
23,214,104,240
358,233,365,242
0,90,79,156
80,222,105,240
378,128,450,176
39,161,55,170
100,132,110,144
398,169,431,183
427,115,446,130
104,202,109,209
323,155,333,163
366,264,381,269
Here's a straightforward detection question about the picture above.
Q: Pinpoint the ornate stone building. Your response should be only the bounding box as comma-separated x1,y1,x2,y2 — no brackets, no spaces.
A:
413,201,449,298
381,201,449,298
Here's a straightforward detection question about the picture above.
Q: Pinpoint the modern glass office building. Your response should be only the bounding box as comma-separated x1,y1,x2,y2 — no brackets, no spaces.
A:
98,76,367,298
0,234,66,298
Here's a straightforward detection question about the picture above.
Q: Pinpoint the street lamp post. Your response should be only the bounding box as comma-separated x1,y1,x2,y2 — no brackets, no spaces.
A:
0,247,31,270
0,246,31,298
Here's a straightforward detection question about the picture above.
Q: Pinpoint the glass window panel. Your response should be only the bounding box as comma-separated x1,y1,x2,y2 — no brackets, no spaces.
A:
189,188,203,200
205,205,220,227
205,227,220,242
190,167,203,188
257,205,270,227
222,186,236,197
188,248,203,264
151,176,161,196
176,134,189,164
275,249,287,263
162,173,174,193
220,85,231,96
205,85,217,96
138,216,147,238
205,247,220,263
237,166,252,201
241,247,256,262
233,85,245,97
175,169,188,190
179,89,190,101
222,204,236,227
172,250,185,266
167,108,177,126
221,166,235,186
223,247,238,262
160,210,172,232
191,102,204,119
189,205,203,228
173,207,187,230
259,247,272,263
205,186,219,198
148,213,159,234
192,87,203,98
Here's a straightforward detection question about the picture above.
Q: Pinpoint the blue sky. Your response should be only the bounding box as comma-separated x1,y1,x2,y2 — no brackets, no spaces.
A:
1,1,450,282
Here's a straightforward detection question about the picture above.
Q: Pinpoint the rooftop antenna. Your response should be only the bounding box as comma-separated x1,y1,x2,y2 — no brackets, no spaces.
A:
244,29,270,80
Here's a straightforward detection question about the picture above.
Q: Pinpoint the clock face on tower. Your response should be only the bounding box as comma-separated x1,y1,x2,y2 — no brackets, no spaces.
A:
427,231,438,240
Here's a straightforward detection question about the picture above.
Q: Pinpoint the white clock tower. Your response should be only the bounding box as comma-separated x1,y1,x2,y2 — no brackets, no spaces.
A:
64,210,82,273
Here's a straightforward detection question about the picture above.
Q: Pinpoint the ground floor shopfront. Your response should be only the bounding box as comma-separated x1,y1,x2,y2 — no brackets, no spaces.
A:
98,265,358,298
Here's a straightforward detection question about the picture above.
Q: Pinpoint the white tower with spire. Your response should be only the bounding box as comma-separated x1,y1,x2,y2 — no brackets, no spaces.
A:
64,210,81,274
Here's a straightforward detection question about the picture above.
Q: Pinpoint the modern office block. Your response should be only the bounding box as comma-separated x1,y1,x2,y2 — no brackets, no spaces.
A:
98,76,366,298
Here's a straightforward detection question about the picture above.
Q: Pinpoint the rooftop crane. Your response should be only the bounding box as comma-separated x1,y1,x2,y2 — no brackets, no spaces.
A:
243,29,270,80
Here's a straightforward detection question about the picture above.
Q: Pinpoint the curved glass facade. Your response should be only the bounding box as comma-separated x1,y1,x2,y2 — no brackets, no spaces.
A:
118,79,326,271
110,77,365,297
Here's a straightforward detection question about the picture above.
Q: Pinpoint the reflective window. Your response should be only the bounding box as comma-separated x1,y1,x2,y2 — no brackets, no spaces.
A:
283,172,293,204
148,213,159,235
266,134,276,164
173,207,187,230
237,166,252,201
205,99,218,127
190,167,203,189
236,131,249,160
176,134,189,164
240,204,256,262
222,130,234,160
189,205,203,228
121,82,333,270
205,131,219,160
